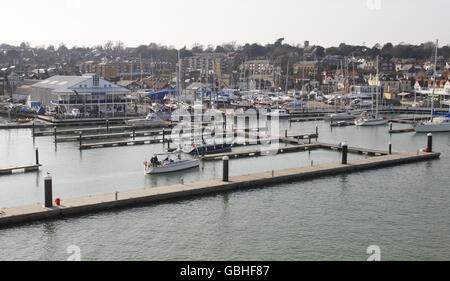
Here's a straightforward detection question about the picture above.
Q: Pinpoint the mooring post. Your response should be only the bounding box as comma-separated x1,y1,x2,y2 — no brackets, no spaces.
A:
32,122,35,137
222,156,229,182
132,126,136,140
44,173,53,208
315,124,319,137
162,129,165,145
389,122,393,132
427,133,433,153
115,192,118,201
35,147,39,165
389,142,392,155
342,142,348,165
180,177,184,185
53,126,57,143
106,120,109,132
79,131,82,147
285,129,288,138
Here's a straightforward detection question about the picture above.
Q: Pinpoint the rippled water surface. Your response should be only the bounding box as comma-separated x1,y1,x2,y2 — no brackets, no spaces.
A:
0,115,449,260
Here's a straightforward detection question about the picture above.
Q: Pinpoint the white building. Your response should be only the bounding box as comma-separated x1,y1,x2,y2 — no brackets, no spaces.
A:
30,74,131,116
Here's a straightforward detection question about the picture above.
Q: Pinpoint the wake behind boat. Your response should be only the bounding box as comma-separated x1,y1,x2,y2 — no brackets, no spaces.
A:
144,151,200,174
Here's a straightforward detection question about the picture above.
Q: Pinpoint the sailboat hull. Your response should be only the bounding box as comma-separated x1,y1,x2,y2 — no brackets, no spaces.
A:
355,118,388,126
415,122,450,133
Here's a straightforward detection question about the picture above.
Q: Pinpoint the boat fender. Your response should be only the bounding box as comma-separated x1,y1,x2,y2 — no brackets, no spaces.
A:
144,161,148,166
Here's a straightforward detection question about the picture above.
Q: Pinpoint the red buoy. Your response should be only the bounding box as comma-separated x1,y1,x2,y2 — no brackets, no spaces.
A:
55,198,61,206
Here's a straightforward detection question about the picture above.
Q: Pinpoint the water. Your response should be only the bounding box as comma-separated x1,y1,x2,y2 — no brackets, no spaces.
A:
0,116,449,260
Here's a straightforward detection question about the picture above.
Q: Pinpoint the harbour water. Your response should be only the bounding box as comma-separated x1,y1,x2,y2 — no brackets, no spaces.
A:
0,115,449,260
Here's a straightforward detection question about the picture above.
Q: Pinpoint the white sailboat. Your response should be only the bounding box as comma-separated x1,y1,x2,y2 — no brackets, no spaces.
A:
144,151,200,174
415,39,450,133
126,112,168,127
355,56,388,126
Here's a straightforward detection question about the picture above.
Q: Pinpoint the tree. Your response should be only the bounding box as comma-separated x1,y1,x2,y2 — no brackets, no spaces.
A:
191,43,204,53
113,41,125,54
274,38,285,47
215,45,226,53
314,46,325,58
57,43,68,54
104,40,114,51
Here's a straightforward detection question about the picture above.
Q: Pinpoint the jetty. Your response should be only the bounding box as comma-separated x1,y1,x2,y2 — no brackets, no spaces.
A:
0,150,440,228
0,164,42,175
0,149,42,176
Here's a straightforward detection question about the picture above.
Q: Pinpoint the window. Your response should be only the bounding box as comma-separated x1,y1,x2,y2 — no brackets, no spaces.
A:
93,75,99,87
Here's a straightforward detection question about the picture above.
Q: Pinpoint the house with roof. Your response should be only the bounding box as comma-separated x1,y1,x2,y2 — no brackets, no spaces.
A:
29,74,131,116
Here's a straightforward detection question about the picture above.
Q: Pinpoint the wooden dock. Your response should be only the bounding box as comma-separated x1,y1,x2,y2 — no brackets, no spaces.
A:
56,129,170,142
201,141,389,161
0,164,42,175
389,128,415,134
0,151,440,228
318,142,389,156
33,125,173,137
330,121,355,127
201,143,321,160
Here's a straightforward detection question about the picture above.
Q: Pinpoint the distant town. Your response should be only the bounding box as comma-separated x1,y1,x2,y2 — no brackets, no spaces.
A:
1,39,450,117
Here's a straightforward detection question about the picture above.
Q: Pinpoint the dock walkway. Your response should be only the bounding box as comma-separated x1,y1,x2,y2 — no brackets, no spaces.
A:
0,151,439,227
0,164,42,175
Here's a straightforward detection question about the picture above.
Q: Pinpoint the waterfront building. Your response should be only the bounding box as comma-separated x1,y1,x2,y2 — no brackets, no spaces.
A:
29,74,131,116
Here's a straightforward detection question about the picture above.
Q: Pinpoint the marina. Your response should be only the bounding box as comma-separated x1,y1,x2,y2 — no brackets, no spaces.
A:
0,15,449,262
0,150,440,227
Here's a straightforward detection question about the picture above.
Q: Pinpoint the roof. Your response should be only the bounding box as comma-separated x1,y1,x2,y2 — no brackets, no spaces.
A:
32,75,90,90
31,74,129,94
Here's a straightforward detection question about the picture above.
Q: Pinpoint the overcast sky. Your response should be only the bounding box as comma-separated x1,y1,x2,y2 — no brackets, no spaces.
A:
3,0,449,49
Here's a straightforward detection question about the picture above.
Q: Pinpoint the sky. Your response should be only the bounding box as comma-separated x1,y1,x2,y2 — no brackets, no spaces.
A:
3,0,450,49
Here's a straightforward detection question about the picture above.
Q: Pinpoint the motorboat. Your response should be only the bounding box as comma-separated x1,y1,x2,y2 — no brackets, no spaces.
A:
126,112,168,127
415,116,450,133
182,141,232,155
324,112,356,122
355,112,388,126
144,151,200,174
265,108,290,118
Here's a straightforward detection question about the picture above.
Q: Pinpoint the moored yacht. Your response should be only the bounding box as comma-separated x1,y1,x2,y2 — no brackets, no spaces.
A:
126,112,168,127
144,152,200,174
415,115,450,133
265,108,290,118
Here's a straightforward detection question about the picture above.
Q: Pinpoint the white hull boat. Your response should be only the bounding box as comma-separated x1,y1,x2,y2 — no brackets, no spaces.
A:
126,113,168,127
325,112,355,121
144,152,200,174
265,109,290,118
355,117,388,126
415,117,450,133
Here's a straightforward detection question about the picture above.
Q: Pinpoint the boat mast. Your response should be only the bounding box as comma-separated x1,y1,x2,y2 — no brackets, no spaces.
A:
376,55,379,118
431,39,438,121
